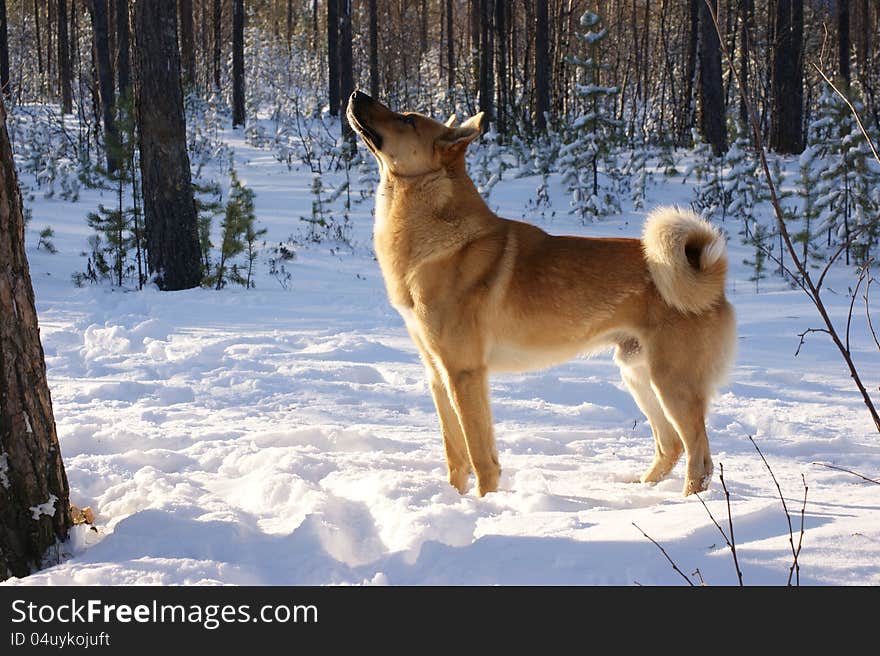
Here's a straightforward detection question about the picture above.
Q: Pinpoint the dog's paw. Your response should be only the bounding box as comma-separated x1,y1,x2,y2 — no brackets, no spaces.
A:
448,467,471,494
682,472,712,496
640,458,676,484
476,468,501,497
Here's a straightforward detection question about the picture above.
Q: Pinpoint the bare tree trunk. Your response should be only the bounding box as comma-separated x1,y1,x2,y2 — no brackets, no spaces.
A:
115,0,129,102
419,0,427,56
0,95,72,582
679,0,699,146
739,0,754,127
697,0,727,155
35,0,44,96
327,0,339,116
211,0,220,89
89,0,119,173
478,0,493,127
838,0,851,91
470,0,479,101
535,0,549,130
57,0,72,112
338,0,353,136
133,0,201,291
1,1,11,97
494,0,506,134
178,0,195,88
231,0,244,126
446,0,453,95
368,0,378,98
285,0,292,54
769,0,804,154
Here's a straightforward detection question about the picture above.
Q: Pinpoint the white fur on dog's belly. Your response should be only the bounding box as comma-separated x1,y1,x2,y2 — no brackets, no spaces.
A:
487,338,612,373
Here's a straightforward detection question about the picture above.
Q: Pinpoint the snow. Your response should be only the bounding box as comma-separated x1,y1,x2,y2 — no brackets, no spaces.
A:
29,494,59,520
3,115,880,587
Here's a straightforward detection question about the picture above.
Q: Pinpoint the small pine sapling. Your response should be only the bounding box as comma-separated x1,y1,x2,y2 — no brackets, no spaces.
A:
37,227,57,254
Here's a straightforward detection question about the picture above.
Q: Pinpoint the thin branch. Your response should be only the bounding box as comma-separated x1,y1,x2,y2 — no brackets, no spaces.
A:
816,225,874,292
795,327,831,357
793,474,808,586
748,436,799,586
814,65,880,166
865,275,880,352
811,461,880,485
694,464,744,586
704,1,880,433
845,265,869,356
632,522,695,586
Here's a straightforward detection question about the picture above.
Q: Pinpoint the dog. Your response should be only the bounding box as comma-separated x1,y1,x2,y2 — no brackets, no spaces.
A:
347,90,736,497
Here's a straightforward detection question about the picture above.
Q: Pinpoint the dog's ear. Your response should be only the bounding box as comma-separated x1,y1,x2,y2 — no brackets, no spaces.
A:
459,112,484,133
444,113,458,128
436,112,484,158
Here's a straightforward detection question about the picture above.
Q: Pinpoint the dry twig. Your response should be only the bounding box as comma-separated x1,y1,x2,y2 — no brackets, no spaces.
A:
811,461,880,486
632,522,695,586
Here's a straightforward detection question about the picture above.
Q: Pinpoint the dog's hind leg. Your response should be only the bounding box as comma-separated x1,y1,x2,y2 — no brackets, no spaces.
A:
615,341,683,483
647,362,713,496
444,365,501,497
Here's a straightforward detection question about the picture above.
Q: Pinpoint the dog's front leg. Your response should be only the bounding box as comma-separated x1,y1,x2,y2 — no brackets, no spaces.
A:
444,365,500,496
427,367,472,493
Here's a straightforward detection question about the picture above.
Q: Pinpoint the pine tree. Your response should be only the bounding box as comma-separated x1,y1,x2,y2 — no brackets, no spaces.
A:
744,222,771,292
793,145,823,276
205,169,263,289
558,10,620,221
686,129,724,220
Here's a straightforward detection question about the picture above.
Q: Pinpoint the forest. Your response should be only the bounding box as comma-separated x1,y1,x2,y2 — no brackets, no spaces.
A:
0,0,879,588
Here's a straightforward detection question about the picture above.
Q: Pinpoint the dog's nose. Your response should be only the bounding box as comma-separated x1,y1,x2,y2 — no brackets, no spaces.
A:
351,90,372,104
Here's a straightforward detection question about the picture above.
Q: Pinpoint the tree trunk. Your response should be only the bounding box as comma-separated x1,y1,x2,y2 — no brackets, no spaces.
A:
338,0,353,137
115,0,129,102
212,0,220,89
838,0,850,91
1,0,11,97
446,0,453,95
494,0,507,134
326,0,339,116
57,0,72,112
285,0,292,54
470,0,479,100
231,0,244,126
769,0,804,154
35,0,44,95
738,0,753,127
535,0,549,130
679,0,699,146
478,0,493,128
178,0,195,88
419,0,427,57
0,96,72,582
133,0,201,291
368,0,378,98
89,0,119,173
697,0,727,155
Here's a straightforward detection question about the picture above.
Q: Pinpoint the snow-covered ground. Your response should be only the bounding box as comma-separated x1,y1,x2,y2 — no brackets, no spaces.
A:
5,118,880,586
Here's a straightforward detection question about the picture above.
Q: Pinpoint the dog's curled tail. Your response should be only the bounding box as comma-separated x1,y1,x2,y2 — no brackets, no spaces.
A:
642,206,728,314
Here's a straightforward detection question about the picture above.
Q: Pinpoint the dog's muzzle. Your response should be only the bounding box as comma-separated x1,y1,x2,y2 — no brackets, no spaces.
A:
347,91,383,151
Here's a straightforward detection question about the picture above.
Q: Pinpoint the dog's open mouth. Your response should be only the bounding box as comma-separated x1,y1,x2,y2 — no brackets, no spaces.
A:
347,109,383,152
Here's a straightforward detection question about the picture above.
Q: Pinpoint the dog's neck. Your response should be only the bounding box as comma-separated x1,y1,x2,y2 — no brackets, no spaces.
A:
375,162,491,229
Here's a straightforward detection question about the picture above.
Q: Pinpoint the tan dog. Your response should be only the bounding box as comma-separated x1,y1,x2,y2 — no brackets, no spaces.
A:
347,91,736,497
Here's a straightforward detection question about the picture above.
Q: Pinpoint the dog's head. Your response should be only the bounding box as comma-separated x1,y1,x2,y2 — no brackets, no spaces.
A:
347,91,483,177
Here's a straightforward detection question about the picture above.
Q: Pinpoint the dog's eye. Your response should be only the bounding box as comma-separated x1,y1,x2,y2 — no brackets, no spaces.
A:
400,114,415,127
